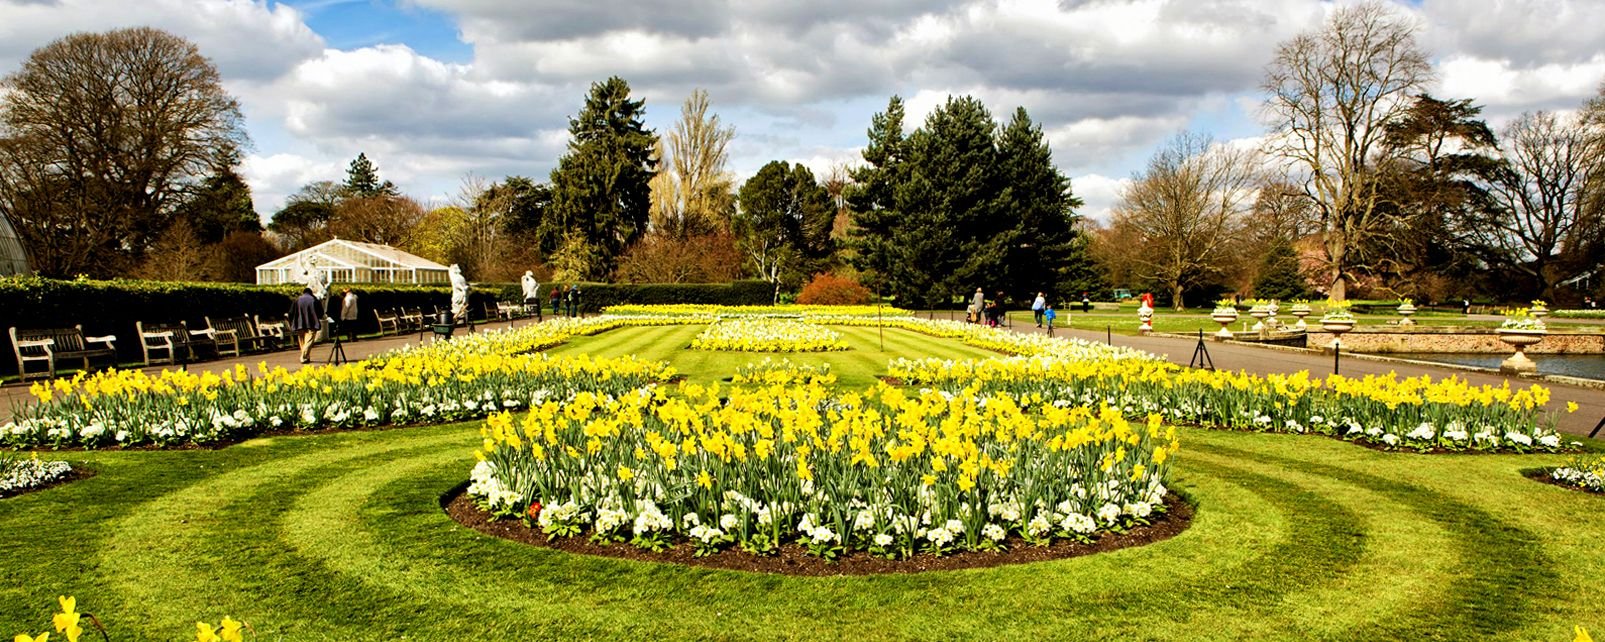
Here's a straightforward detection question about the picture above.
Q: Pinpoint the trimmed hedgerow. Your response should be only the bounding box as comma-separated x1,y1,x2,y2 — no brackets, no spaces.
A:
490,280,774,311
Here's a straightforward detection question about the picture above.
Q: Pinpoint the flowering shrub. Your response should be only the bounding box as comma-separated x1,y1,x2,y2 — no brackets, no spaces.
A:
732,358,836,386
468,382,1177,558
888,356,1571,453
1551,454,1604,493
689,319,848,352
1321,299,1354,321
1501,308,1546,331
795,273,875,305
0,453,72,497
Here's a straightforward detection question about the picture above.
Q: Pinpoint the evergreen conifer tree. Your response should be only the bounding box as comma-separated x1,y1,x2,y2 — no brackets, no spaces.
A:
547,76,658,279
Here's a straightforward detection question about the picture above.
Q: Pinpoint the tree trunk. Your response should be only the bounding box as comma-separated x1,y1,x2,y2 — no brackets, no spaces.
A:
1328,265,1347,302
1172,283,1185,311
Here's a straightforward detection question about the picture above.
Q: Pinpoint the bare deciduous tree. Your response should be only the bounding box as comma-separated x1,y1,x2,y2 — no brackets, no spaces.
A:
651,89,736,237
1113,133,1260,309
329,194,427,249
1474,111,1605,299
0,27,247,277
1262,1,1432,300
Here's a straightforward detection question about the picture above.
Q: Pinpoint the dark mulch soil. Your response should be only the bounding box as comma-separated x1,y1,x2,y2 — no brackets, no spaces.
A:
0,465,96,499
445,491,1193,576
1523,467,1604,495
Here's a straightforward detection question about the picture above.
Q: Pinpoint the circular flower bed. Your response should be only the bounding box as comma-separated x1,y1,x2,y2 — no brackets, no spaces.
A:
465,382,1177,561
0,453,73,497
688,318,849,352
1547,454,1604,493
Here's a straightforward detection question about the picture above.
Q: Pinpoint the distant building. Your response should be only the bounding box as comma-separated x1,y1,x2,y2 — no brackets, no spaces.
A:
0,212,30,276
255,239,449,286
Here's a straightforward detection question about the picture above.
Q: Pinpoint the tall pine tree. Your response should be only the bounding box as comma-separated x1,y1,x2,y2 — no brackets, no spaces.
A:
995,107,1087,303
847,96,906,293
547,77,658,279
892,96,999,308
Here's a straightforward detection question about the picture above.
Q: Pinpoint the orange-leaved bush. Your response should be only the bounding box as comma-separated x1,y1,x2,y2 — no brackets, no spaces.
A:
796,273,874,305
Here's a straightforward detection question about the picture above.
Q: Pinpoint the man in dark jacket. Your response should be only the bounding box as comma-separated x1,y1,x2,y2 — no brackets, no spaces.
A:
292,287,322,364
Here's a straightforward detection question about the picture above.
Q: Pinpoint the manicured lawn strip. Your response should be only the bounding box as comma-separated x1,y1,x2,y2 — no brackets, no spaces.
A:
4,424,1603,640
547,325,997,388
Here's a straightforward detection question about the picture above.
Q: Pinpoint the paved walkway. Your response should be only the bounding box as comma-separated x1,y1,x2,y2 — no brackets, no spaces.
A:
6,312,1601,440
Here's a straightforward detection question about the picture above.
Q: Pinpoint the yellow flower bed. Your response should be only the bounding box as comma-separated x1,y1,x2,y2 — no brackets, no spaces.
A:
605,303,908,318
469,381,1176,558
688,318,849,352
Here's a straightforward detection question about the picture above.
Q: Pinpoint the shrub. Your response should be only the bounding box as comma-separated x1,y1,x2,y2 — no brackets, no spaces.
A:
796,273,874,305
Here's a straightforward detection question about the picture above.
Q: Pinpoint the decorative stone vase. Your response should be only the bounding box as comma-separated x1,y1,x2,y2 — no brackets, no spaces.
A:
1248,305,1270,332
1496,328,1546,375
1137,303,1155,334
1210,309,1239,339
1290,304,1312,330
1266,301,1280,328
1396,302,1417,326
1320,317,1355,349
1530,306,1549,326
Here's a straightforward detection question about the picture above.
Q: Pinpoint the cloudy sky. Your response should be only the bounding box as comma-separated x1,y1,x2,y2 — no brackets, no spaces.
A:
2,0,1601,222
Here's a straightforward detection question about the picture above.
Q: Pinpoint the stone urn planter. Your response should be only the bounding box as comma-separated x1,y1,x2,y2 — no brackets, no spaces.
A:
1396,302,1417,326
1210,308,1239,339
1266,300,1280,328
1137,303,1155,334
1496,328,1546,375
1289,304,1312,330
1530,305,1549,325
1320,316,1355,349
1248,304,1270,332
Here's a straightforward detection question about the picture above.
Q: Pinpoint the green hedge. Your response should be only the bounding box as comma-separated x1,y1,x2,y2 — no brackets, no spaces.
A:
0,276,500,374
491,280,774,311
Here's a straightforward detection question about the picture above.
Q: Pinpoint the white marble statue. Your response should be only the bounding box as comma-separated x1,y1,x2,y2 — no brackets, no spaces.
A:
521,270,539,302
449,263,470,321
296,254,329,300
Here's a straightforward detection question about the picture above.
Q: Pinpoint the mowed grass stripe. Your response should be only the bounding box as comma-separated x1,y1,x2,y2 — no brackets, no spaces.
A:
94,429,474,638
1177,447,1462,640
1193,441,1559,638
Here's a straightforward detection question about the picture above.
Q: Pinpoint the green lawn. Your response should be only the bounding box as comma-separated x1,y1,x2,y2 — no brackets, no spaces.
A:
4,425,1600,640
546,324,1000,388
1002,310,1602,336
3,323,1603,640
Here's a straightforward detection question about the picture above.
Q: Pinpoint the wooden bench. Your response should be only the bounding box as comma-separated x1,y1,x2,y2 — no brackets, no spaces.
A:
255,315,291,351
137,321,217,366
9,325,117,381
374,308,400,335
399,308,425,332
206,316,274,357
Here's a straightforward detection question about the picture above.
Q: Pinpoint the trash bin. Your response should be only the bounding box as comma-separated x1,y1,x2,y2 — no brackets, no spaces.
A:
437,311,453,326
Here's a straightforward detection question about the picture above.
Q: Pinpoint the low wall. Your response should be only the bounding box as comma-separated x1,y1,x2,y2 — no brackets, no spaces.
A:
1306,327,1605,354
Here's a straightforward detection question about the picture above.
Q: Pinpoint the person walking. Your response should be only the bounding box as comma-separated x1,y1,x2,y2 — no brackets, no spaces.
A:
971,288,986,324
291,287,321,364
1031,291,1046,328
1081,292,1091,313
1462,298,1471,315
550,286,562,318
1044,303,1057,332
339,287,359,342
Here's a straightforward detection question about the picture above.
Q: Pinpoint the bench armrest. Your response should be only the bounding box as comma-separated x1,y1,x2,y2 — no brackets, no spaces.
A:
190,328,217,339
84,335,116,347
15,338,55,350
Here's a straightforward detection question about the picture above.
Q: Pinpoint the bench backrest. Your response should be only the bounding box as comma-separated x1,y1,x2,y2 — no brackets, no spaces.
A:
211,316,259,339
13,326,87,352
